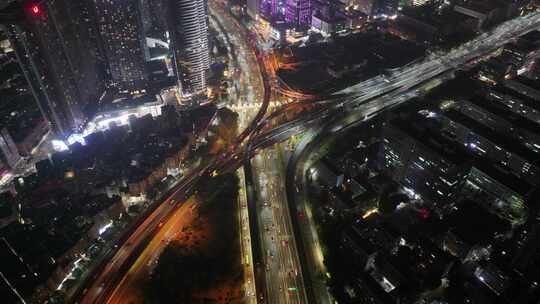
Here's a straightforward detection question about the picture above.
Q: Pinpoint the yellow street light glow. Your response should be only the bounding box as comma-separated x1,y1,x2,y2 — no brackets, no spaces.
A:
362,208,379,219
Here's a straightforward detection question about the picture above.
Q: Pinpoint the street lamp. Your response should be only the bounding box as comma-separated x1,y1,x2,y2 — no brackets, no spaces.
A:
31,4,39,14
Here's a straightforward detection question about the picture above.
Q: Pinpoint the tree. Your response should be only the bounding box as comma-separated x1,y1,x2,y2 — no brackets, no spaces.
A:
148,174,241,303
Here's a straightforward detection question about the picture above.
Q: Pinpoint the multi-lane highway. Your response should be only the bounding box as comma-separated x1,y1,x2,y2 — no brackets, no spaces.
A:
75,8,540,304
78,2,268,303
209,3,265,303
209,6,311,303
106,199,198,304
251,145,308,304
216,11,540,304
338,11,540,99
251,11,540,150
242,11,540,304
79,166,206,303
90,2,271,302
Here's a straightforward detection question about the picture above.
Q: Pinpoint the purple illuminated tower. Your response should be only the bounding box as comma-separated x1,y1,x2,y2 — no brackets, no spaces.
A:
260,0,285,19
285,0,311,27
271,0,279,16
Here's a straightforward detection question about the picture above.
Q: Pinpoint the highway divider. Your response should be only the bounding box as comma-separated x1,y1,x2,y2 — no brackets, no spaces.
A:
243,159,267,303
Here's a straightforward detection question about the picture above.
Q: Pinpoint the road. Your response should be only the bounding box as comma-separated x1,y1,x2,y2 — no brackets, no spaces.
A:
79,166,205,304
243,11,540,304
84,2,268,303
286,129,339,304
227,12,540,304
210,4,310,303
250,11,540,151
237,168,258,303
75,9,540,304
337,11,540,101
251,145,308,304
210,2,266,303
106,199,197,304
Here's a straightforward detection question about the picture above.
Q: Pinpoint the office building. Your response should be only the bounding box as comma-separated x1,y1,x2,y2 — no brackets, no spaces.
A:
285,0,312,27
311,4,347,36
139,0,153,35
435,109,540,185
402,0,432,7
4,1,104,137
354,0,374,16
381,126,462,203
461,167,526,225
61,0,108,119
262,0,282,17
0,127,21,169
167,0,210,103
95,0,148,94
352,0,398,17
248,0,263,19
373,0,399,16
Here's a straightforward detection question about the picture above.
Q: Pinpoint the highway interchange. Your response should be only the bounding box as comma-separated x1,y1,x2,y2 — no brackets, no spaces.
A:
249,10,540,153
75,7,540,304
211,4,309,302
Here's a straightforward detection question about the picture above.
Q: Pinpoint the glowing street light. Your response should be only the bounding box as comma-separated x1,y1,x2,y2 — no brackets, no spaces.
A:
31,4,40,15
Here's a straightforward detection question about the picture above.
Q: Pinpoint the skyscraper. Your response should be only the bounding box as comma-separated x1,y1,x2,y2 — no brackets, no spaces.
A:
271,0,280,16
285,0,311,28
353,0,398,16
62,0,108,118
0,128,22,169
247,0,263,19
95,0,148,94
3,0,104,137
167,0,210,103
373,0,399,16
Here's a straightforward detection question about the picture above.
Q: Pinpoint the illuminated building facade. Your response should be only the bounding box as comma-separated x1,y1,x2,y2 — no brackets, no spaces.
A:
373,0,399,16
247,0,263,18
259,0,287,20
381,126,462,203
95,0,148,93
411,0,431,6
4,0,105,136
286,0,312,27
0,128,21,169
167,0,210,103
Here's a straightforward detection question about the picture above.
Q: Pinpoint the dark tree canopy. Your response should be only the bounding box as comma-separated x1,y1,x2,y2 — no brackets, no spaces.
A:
147,174,242,303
